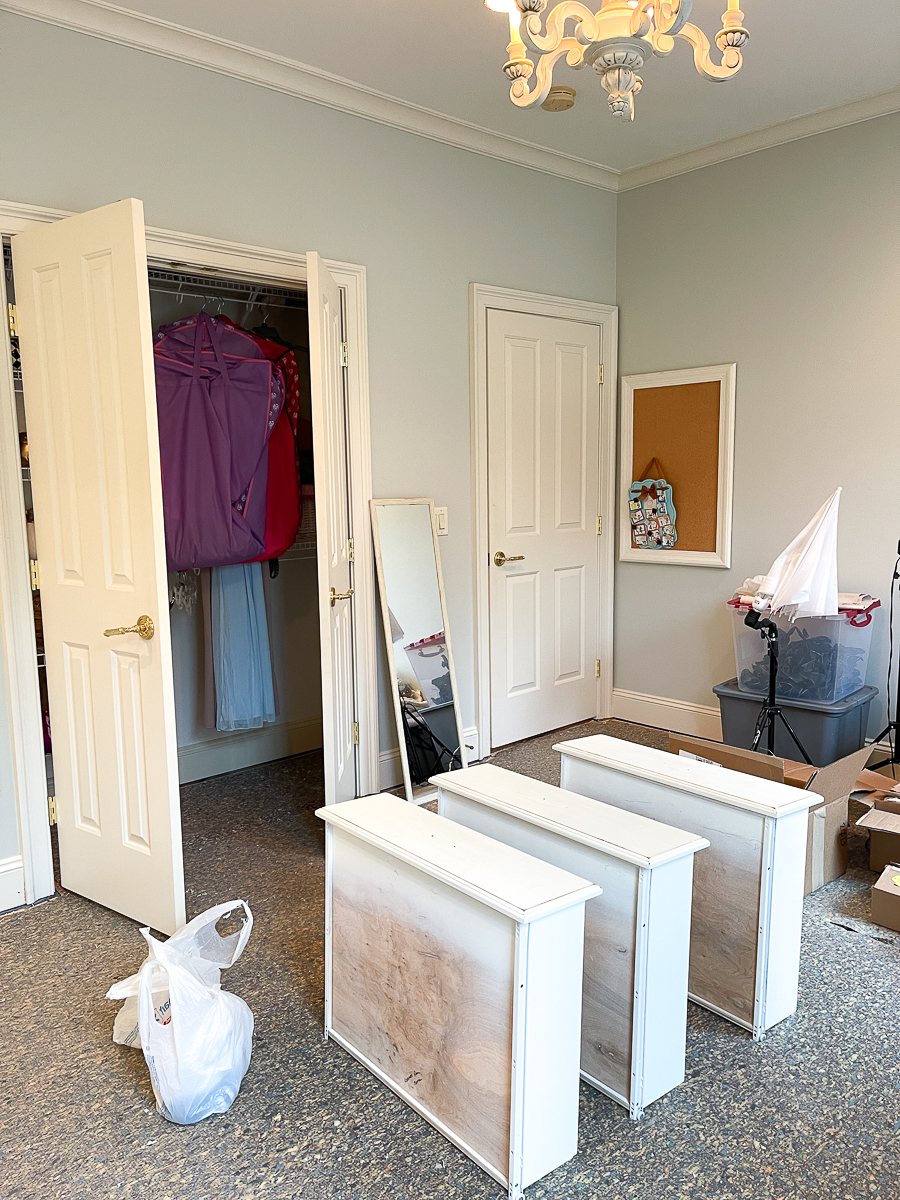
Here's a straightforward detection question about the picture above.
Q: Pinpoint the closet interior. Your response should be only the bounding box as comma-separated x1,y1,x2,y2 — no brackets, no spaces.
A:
149,268,323,785
8,245,325,800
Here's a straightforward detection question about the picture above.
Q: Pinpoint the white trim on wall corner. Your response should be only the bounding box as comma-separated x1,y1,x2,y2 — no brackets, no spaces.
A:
617,87,900,191
611,687,723,742
0,0,619,192
0,854,27,914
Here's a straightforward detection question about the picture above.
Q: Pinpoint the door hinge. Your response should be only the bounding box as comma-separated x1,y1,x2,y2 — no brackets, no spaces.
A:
595,659,601,679
353,721,359,745
347,538,355,562
8,303,17,338
340,342,349,368
48,795,57,825
30,559,40,591
598,363,603,386
597,516,602,536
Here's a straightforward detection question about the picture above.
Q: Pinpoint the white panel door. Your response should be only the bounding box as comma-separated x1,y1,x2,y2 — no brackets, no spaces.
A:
487,309,600,747
308,253,356,804
13,199,184,934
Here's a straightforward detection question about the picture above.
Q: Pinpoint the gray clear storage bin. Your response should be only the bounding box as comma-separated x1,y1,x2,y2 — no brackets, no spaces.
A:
713,678,878,767
728,598,878,704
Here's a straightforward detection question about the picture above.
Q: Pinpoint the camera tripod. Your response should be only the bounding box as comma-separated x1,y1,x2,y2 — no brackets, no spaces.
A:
745,609,813,764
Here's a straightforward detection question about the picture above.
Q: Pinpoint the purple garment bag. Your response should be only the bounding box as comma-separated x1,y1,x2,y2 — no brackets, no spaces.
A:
154,314,284,571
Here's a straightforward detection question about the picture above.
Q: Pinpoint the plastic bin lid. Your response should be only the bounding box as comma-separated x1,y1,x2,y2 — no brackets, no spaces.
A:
726,597,881,627
712,679,878,713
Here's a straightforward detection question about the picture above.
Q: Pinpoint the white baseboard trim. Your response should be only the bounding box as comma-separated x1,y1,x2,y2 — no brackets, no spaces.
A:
0,854,26,914
378,726,480,793
611,688,723,741
177,717,323,784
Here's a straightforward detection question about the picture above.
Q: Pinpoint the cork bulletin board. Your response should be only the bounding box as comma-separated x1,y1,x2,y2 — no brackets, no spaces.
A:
619,364,736,568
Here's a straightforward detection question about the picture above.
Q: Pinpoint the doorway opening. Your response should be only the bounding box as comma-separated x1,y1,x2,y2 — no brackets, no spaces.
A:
4,200,372,930
147,266,332,791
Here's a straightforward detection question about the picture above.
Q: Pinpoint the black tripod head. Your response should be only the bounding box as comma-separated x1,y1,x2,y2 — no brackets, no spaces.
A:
744,606,779,658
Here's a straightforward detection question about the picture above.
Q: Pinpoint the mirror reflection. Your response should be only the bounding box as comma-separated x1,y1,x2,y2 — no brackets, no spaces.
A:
371,500,466,799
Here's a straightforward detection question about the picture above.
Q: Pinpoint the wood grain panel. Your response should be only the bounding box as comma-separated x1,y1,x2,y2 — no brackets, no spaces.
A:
438,793,637,1104
330,833,514,1174
688,822,762,1021
581,872,636,1100
631,381,720,553
560,756,763,1023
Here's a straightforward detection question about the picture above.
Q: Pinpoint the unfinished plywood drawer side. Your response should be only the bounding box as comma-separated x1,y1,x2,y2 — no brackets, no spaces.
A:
555,735,817,1040
317,794,600,1200
432,763,709,1118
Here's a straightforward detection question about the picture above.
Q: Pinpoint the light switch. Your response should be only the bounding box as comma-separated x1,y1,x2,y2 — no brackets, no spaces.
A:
434,506,448,536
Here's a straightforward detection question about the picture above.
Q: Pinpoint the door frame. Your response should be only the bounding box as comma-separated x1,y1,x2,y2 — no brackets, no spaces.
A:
0,198,379,905
469,283,618,757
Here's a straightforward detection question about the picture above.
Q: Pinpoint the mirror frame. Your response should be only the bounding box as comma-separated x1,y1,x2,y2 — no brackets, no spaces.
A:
370,497,468,802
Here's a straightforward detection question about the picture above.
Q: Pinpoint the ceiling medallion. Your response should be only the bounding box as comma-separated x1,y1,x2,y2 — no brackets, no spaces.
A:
484,0,749,121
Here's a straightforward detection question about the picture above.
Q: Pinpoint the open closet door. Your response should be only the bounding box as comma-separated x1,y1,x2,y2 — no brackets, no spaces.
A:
13,199,185,934
307,252,356,805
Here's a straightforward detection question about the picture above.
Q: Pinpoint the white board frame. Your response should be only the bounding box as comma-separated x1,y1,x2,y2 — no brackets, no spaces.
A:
619,363,736,569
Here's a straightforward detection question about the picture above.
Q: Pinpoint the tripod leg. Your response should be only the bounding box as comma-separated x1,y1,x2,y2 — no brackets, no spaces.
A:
750,705,770,754
773,709,813,765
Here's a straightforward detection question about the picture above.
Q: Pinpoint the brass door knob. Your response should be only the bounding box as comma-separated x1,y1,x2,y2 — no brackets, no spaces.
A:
330,587,354,607
493,551,525,567
103,614,155,640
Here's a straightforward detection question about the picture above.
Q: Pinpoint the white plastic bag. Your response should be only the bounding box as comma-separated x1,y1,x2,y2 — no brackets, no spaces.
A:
107,900,254,1125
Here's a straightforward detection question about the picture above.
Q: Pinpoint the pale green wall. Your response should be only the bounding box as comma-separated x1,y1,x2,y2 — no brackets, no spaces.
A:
0,13,617,754
615,114,900,732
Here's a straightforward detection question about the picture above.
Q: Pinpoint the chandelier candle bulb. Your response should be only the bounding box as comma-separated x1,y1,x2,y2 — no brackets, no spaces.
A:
485,0,750,120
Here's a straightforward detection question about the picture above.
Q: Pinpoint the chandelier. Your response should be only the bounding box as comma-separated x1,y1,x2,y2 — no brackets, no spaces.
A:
484,0,749,121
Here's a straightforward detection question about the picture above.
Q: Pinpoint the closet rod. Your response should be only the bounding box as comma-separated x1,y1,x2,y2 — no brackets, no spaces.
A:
147,285,306,313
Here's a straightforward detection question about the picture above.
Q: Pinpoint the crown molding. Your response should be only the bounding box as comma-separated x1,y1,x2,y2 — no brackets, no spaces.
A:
0,0,620,192
618,87,900,191
3,0,897,198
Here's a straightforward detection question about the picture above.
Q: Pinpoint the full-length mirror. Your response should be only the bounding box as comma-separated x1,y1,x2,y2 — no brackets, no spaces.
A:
371,498,467,802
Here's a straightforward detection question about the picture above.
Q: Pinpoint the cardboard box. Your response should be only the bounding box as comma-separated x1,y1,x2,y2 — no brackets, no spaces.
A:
870,865,900,932
668,735,869,894
856,797,900,872
805,797,848,895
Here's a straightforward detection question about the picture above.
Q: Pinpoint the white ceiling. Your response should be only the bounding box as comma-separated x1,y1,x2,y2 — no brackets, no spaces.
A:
98,0,900,173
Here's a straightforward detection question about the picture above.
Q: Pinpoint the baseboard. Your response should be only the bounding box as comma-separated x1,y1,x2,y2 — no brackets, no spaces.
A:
0,854,26,914
378,726,480,793
177,717,323,784
611,688,723,741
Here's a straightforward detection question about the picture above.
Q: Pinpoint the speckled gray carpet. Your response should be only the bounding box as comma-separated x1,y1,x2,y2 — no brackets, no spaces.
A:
2,718,898,1200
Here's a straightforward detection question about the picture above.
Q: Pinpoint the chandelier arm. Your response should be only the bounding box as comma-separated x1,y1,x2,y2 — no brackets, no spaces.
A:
629,0,692,39
521,2,599,55
675,20,744,81
509,45,571,108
